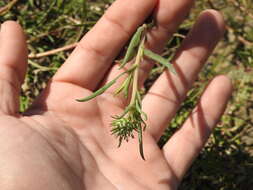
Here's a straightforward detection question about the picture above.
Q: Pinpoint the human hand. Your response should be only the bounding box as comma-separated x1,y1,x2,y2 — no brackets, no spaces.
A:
0,0,232,189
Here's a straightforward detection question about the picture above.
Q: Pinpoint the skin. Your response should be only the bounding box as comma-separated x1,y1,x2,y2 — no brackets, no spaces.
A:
0,0,233,189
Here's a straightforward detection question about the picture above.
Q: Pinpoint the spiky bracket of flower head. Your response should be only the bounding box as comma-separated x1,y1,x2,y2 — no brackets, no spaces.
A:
111,98,147,159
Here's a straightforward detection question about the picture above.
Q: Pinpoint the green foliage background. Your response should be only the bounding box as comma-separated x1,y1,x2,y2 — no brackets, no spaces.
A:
0,0,253,189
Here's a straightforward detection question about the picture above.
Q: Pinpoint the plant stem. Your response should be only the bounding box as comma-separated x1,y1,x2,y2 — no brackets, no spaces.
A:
28,43,78,59
129,38,145,106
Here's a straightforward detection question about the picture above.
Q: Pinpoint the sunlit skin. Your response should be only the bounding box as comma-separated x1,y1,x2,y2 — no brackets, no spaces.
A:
0,0,232,189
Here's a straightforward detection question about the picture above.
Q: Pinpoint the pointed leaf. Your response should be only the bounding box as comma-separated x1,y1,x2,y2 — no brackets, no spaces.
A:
76,79,116,102
113,105,132,119
119,26,145,69
114,74,132,97
143,49,176,74
138,125,145,160
123,75,132,98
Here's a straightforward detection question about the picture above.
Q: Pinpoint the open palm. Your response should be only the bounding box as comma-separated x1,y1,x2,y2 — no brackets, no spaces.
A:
0,0,232,189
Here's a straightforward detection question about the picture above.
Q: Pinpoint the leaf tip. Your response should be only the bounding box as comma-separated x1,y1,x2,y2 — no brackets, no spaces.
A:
76,98,86,102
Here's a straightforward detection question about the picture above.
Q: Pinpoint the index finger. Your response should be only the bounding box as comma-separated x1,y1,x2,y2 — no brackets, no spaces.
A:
53,0,157,90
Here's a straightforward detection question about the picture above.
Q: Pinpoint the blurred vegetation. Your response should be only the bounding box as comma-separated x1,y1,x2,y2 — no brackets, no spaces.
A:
0,0,253,189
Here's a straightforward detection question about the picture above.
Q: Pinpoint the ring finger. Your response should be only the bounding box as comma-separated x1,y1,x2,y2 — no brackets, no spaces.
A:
142,10,226,140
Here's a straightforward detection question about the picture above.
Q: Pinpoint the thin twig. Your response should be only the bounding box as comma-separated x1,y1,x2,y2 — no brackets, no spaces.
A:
225,25,253,46
0,0,19,15
238,36,253,46
27,27,69,43
28,60,57,72
28,43,78,59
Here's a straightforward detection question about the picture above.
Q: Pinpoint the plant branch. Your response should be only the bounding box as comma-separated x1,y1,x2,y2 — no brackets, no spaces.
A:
28,43,78,59
129,39,145,106
0,0,19,15
225,25,253,46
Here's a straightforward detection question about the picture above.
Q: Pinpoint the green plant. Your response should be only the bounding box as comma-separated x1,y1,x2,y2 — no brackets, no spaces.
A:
77,23,176,159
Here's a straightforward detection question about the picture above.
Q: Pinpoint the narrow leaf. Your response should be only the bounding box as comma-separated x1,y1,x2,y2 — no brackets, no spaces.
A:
136,92,148,121
118,137,123,148
143,49,176,74
114,74,132,97
138,125,145,160
123,75,132,98
119,26,145,69
76,79,116,102
114,81,126,96
112,105,132,119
